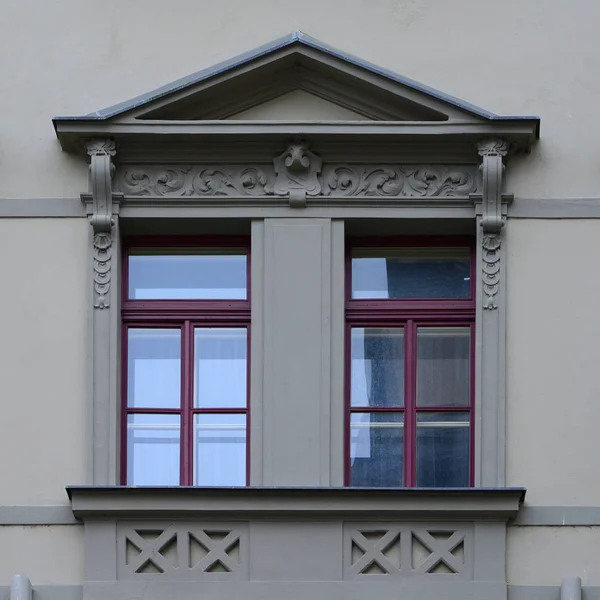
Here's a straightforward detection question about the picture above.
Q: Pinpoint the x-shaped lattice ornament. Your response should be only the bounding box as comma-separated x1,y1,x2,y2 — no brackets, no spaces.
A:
411,529,465,574
350,530,401,575
126,526,178,574
189,530,240,572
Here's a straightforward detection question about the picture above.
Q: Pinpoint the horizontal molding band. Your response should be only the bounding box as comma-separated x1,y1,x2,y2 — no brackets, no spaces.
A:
0,585,598,600
0,505,78,525
0,198,85,218
1,196,600,218
0,586,82,600
514,506,600,526
1,503,600,526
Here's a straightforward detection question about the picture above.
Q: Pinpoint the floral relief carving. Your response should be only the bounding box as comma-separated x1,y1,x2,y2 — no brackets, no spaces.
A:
322,165,477,197
482,234,501,310
93,232,112,309
117,164,479,198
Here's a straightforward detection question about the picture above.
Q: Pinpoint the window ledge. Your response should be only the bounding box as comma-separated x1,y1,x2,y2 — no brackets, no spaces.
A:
67,486,525,521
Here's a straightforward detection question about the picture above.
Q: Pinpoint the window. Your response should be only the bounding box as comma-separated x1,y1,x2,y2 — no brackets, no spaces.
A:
121,237,250,486
346,238,475,488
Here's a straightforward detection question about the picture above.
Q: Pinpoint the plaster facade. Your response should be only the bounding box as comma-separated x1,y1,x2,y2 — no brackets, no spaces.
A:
0,2,599,600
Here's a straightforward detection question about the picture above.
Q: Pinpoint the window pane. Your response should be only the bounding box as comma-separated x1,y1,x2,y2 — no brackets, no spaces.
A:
416,412,469,487
417,327,470,407
194,328,247,408
194,414,246,486
350,412,403,487
351,247,470,299
351,328,404,407
129,250,247,299
127,414,180,485
127,329,181,408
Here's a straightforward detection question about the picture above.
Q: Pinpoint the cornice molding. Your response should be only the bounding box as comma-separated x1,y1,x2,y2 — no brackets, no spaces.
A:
67,486,526,521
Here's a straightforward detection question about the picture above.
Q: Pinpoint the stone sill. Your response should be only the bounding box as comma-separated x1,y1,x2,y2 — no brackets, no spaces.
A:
67,486,525,521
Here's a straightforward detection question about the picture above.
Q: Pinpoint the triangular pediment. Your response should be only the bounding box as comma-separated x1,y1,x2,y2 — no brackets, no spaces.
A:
226,90,370,121
53,32,539,154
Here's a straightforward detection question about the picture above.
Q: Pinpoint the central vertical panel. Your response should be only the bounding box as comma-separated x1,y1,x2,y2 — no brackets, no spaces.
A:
262,218,332,486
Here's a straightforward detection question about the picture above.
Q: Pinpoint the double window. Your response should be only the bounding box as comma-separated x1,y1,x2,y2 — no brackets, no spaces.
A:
122,238,250,486
121,236,475,488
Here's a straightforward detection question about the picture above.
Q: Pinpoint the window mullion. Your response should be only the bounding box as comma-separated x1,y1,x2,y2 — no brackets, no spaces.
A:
404,319,416,487
181,320,193,485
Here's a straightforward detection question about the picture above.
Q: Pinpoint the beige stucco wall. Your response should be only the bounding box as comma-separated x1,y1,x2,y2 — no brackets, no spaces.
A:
0,526,83,585
508,527,600,586
0,0,598,198
506,219,600,506
0,219,88,504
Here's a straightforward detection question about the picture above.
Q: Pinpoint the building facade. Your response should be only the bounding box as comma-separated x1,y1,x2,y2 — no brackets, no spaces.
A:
1,2,599,600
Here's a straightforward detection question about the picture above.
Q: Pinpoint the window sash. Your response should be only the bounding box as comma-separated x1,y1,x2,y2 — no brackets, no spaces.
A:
121,238,250,487
346,238,475,488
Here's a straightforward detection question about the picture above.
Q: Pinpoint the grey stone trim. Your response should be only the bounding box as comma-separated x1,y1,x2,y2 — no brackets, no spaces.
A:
509,587,600,600
67,486,525,520
509,198,600,218
514,506,600,526
4,503,600,526
0,505,78,525
0,585,594,600
0,198,85,217
4,196,600,219
0,587,82,600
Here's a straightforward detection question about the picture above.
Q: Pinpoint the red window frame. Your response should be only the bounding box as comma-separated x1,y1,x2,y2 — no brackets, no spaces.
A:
120,236,251,486
345,236,476,487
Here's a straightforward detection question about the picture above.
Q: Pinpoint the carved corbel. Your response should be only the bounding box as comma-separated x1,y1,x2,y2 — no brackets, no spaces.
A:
476,139,512,310
273,143,322,207
86,139,117,309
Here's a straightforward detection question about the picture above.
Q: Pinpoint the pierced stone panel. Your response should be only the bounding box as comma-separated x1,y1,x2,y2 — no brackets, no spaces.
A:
117,522,248,580
344,523,472,579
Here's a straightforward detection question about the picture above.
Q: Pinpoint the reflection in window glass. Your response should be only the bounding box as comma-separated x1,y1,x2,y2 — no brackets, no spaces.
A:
127,414,180,485
194,328,247,408
417,327,470,407
351,328,404,407
127,329,181,409
194,414,246,486
350,413,403,487
352,247,470,299
129,250,247,300
416,412,469,487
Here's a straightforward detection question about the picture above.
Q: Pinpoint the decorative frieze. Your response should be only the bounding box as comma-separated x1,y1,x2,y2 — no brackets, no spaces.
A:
117,143,480,200
118,163,480,199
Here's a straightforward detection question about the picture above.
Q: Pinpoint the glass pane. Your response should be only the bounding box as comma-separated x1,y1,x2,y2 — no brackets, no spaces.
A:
417,327,470,407
127,414,180,485
194,328,247,408
127,329,181,408
416,412,470,487
351,247,470,299
194,414,246,486
129,250,247,300
351,328,404,408
350,412,403,487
